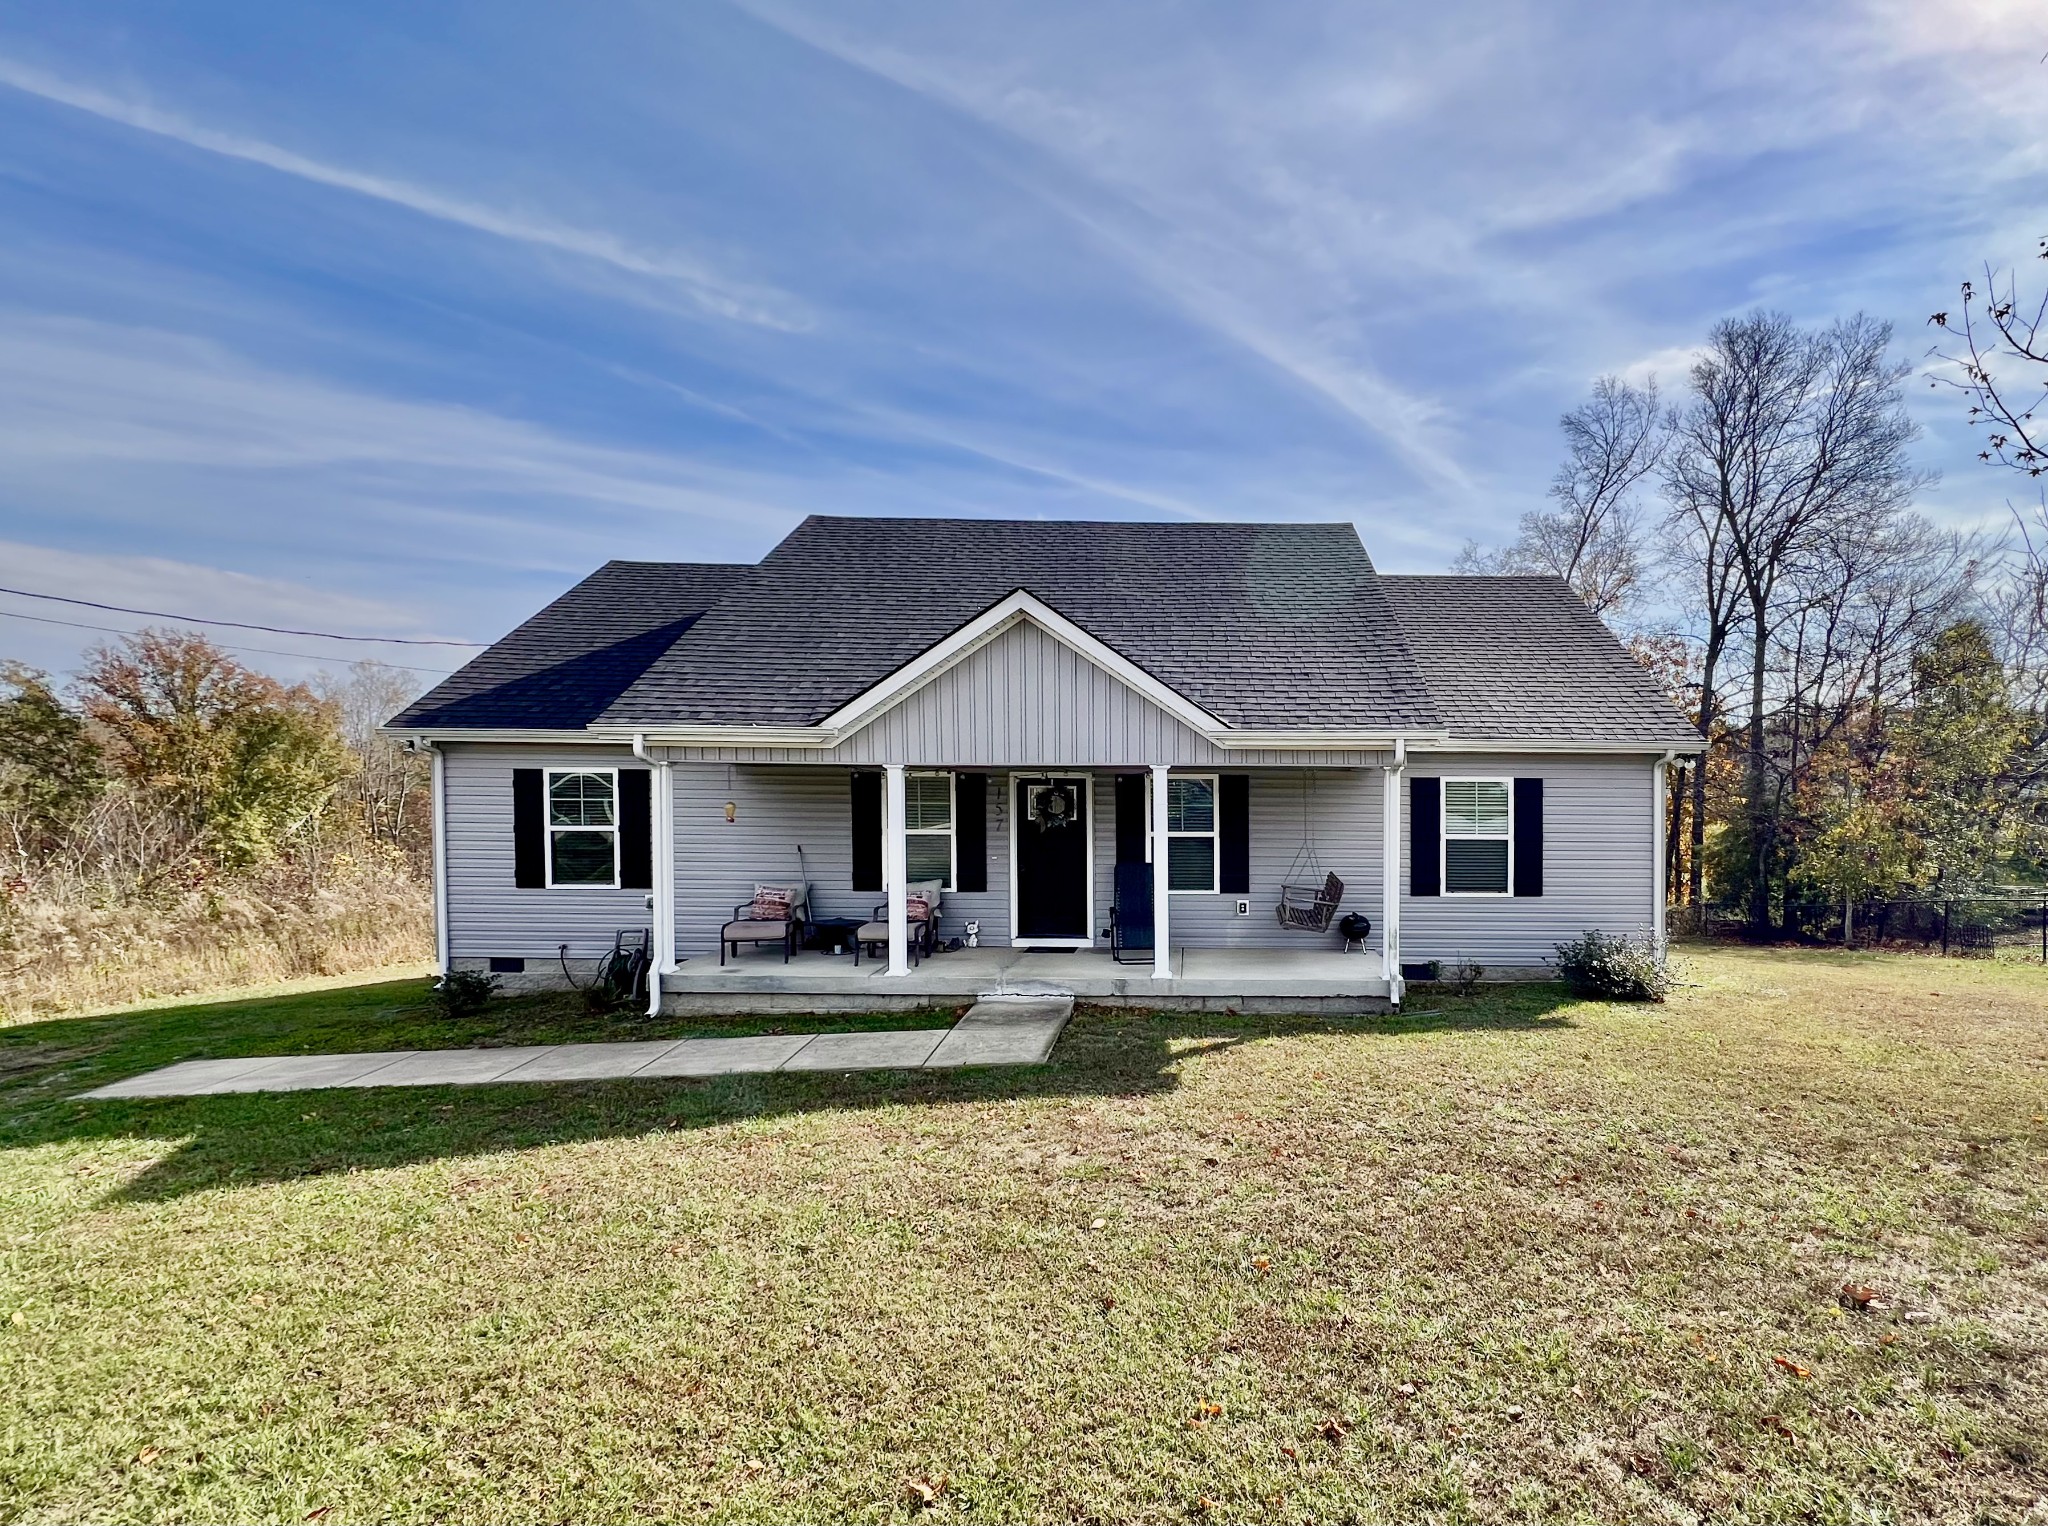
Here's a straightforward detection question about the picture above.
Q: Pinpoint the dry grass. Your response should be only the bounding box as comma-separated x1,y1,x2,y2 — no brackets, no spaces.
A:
0,944,2042,1523
0,861,432,1023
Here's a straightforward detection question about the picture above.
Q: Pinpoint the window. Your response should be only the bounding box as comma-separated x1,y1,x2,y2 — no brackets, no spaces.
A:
903,772,955,889
546,769,618,887
1442,778,1511,894
1164,774,1218,892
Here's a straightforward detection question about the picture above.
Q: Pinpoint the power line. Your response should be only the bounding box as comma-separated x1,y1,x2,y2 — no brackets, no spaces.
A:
0,583,487,646
0,607,461,677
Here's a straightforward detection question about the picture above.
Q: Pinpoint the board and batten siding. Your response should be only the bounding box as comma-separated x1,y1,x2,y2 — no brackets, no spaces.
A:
441,743,652,961
1399,751,1659,969
664,621,1384,769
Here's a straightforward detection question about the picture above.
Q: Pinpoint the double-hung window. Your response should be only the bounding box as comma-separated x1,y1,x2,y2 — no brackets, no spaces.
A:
1442,778,1511,894
546,768,619,887
903,772,955,889
1164,774,1218,893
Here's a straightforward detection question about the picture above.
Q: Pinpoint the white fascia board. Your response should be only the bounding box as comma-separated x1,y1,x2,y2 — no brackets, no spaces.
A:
817,590,1231,739
1416,737,1709,756
384,727,623,745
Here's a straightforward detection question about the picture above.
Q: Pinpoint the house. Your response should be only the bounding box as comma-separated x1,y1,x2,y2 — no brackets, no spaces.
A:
388,517,1702,1013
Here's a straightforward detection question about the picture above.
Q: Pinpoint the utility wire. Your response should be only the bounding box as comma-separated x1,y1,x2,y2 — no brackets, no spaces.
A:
0,607,461,677
0,583,486,646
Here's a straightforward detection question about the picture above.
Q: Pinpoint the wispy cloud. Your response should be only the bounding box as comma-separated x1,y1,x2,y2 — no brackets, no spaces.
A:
0,54,808,331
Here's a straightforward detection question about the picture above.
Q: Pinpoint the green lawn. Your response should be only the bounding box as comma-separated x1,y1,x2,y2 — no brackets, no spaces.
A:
1,949,2042,1523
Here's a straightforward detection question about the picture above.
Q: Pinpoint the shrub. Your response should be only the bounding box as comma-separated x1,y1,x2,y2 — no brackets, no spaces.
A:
433,968,500,1019
1551,930,1670,1002
1445,957,1485,996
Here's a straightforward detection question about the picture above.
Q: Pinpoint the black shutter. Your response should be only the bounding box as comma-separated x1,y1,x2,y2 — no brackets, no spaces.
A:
618,769,652,890
1409,776,1440,897
955,773,987,892
1219,775,1250,895
850,771,883,892
513,768,545,888
1114,774,1147,864
1513,777,1543,897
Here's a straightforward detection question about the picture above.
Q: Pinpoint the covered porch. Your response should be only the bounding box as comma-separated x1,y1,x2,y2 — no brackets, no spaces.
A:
659,942,1393,1014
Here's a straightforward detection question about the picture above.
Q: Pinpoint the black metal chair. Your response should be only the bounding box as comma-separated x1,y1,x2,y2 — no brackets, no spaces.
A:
719,884,809,965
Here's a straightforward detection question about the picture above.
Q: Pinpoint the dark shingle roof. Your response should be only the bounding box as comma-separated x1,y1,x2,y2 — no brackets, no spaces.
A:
389,561,747,730
597,517,1441,730
1379,575,1700,747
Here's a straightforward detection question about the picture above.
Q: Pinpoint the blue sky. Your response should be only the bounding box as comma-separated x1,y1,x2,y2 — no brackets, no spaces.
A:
0,0,2042,688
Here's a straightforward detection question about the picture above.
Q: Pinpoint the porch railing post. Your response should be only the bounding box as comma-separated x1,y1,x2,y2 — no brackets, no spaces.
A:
885,764,909,977
1151,764,1172,981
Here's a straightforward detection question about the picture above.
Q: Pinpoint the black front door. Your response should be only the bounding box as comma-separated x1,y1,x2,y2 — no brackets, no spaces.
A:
1014,776,1089,941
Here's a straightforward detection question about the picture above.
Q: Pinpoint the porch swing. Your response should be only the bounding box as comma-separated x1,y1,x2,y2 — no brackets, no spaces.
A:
1276,773,1346,933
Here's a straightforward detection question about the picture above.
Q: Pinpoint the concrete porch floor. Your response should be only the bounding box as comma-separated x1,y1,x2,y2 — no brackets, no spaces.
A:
662,944,1392,1014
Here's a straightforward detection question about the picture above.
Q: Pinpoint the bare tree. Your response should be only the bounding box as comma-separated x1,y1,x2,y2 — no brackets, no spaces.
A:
317,662,430,864
1665,312,1927,934
1455,375,1664,619
1929,237,2048,479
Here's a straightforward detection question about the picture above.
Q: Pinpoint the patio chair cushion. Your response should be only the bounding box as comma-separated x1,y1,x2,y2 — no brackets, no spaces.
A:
722,918,790,941
855,920,889,943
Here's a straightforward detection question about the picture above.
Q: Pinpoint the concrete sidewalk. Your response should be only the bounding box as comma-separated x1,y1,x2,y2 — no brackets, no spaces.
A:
78,996,1074,1100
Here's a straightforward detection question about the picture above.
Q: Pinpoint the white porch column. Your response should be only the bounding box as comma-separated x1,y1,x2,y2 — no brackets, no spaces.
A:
1381,747,1404,1007
885,763,910,976
1150,763,1172,980
646,757,676,1015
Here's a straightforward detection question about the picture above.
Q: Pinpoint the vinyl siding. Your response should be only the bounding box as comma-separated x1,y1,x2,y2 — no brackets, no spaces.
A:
1399,752,1658,968
442,743,653,961
672,764,1008,957
1082,769,1384,952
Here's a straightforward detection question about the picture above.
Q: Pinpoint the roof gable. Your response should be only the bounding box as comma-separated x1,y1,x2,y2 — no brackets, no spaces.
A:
598,517,1439,731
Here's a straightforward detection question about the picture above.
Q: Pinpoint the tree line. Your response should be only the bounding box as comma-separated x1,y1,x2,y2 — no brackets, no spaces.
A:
1,631,428,902
1459,241,2048,939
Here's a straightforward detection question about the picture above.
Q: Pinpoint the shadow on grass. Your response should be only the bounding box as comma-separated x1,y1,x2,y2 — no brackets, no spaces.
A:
0,976,1577,1203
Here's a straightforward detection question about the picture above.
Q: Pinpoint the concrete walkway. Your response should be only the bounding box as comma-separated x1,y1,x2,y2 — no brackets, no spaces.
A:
78,997,1075,1100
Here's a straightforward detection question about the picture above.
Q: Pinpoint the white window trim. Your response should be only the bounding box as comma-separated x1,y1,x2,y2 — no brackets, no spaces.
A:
543,766,621,890
1440,775,1512,897
1147,771,1220,895
899,770,958,891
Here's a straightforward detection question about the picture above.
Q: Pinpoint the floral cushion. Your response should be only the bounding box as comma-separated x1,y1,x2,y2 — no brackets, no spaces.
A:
750,884,794,921
904,891,933,923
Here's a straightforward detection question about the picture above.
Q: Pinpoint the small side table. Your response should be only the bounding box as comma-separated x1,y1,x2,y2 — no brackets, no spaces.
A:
807,917,864,955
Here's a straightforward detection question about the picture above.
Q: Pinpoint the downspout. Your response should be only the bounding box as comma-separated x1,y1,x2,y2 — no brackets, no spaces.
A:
631,732,673,1017
1382,737,1406,1009
1653,749,1676,952
426,739,449,980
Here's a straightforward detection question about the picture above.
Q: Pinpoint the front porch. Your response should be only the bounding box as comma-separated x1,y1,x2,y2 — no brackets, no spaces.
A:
659,943,1393,1015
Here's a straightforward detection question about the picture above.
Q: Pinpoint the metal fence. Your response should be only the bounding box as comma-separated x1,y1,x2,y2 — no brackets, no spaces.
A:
1670,891,2048,959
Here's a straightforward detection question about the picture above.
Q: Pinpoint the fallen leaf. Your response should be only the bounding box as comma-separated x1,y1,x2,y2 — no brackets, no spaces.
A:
1186,1417,1209,1431
1759,1413,1795,1439
904,1475,947,1509
304,1509,331,1523
1505,1404,1526,1421
1099,1294,1117,1313
8,1310,23,1326
1771,1355,1811,1379
1840,1283,1883,1311
1203,1402,1223,1417
1394,1382,1416,1398
1193,1498,1216,1514
248,1293,269,1307
1279,1444,1299,1461
1252,1257,1271,1275
135,1446,162,1465
1319,1417,1350,1443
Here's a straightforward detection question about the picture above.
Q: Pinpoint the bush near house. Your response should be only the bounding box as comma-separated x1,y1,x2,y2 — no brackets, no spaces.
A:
1552,928,1671,1001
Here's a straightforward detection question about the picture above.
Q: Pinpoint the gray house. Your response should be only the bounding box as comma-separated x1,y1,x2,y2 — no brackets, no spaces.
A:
390,517,1701,1012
